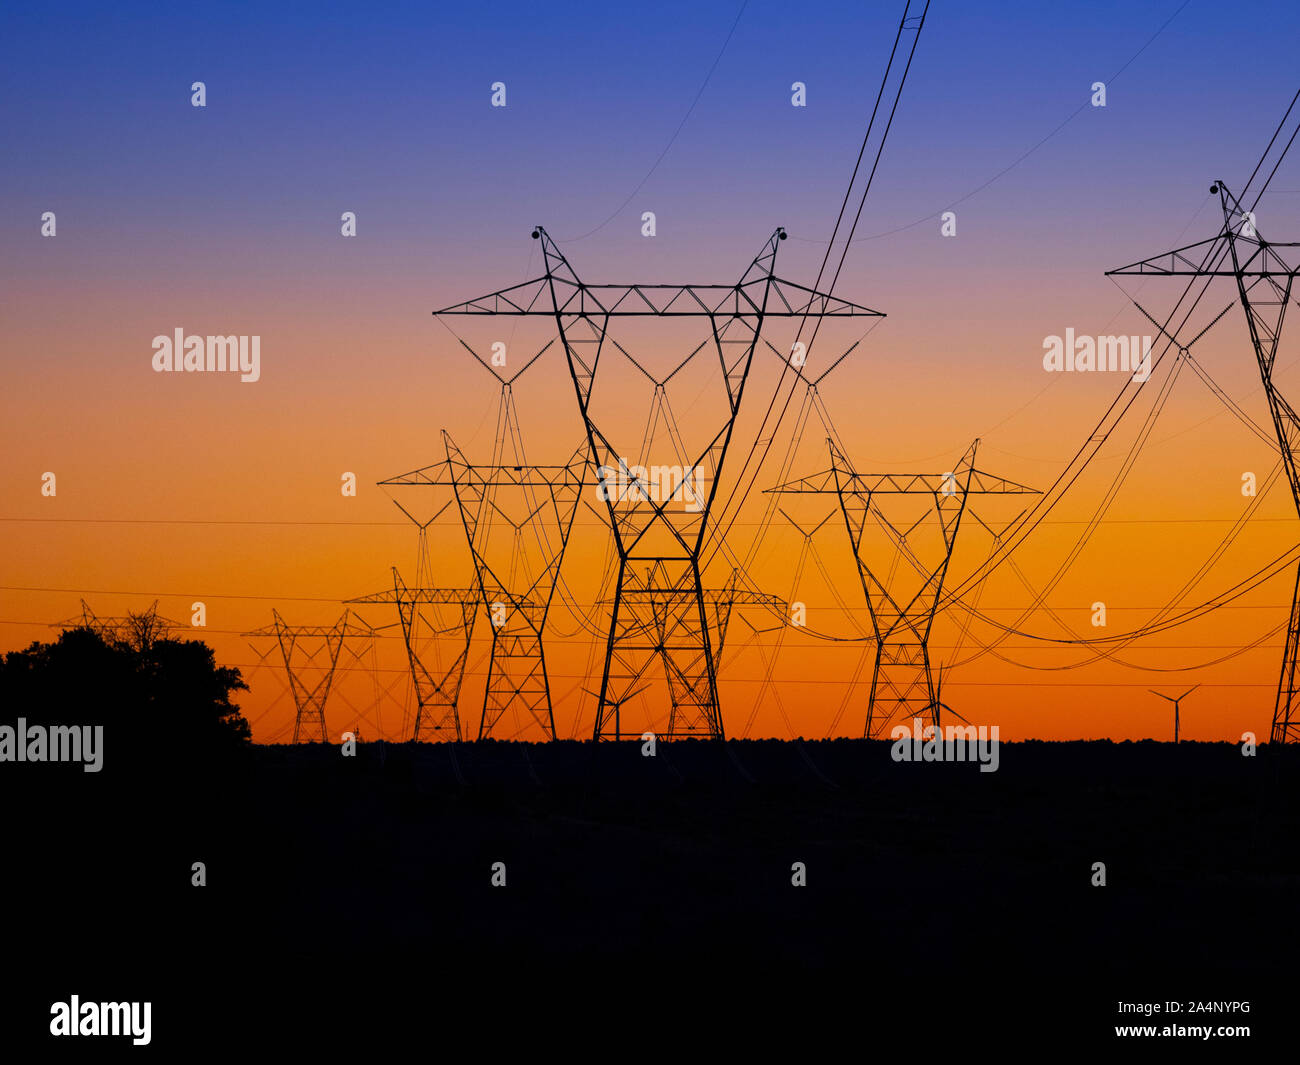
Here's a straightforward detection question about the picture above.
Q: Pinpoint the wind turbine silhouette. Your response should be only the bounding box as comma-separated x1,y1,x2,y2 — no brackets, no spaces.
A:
1149,686,1199,744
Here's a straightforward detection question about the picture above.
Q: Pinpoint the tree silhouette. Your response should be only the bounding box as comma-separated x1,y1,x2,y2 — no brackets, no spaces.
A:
0,612,250,765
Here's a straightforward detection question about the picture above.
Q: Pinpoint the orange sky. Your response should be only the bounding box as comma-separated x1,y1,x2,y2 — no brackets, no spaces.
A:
3,247,1296,744
4,3,1298,744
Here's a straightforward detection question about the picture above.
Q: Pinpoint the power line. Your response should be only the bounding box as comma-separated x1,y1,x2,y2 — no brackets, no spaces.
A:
7,514,1300,527
554,0,750,242
787,0,1195,247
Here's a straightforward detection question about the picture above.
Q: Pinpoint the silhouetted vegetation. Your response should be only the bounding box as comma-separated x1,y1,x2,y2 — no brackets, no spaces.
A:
0,617,250,766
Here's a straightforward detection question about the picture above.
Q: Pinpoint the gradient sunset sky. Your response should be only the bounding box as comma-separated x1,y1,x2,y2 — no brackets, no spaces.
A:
3,0,1299,743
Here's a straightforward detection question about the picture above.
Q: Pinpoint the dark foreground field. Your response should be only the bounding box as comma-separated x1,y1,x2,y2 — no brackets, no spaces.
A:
4,738,1297,1052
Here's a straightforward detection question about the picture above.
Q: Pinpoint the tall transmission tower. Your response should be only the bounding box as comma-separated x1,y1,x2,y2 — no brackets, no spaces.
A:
436,225,882,740
380,437,587,740
244,610,358,743
1108,181,1300,742
347,568,479,742
769,439,1039,738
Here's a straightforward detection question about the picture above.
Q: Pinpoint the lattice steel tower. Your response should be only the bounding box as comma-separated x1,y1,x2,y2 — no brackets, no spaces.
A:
381,439,587,740
599,565,785,739
1108,180,1300,742
53,599,179,648
770,439,1038,738
244,610,357,743
436,226,881,739
347,569,479,742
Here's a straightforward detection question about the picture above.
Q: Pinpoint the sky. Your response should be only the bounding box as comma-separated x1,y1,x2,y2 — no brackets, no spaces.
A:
3,0,1300,743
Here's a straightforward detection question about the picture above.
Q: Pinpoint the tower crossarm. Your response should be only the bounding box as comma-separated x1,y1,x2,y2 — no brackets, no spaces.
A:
767,468,1041,496
345,587,480,607
242,620,350,639
436,279,884,320
609,590,784,607
379,461,587,490
1108,237,1300,277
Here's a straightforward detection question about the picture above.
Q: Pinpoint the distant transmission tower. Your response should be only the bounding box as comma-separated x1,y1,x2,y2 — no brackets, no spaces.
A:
381,437,587,740
53,599,179,647
1108,180,1300,742
244,610,357,743
770,439,1038,738
436,225,881,740
600,564,785,739
347,569,479,742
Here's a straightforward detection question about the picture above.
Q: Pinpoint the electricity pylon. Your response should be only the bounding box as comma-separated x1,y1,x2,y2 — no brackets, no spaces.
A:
436,225,882,740
769,439,1039,738
1108,181,1300,742
244,610,356,743
598,564,784,739
53,599,179,648
380,437,586,740
347,568,479,742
